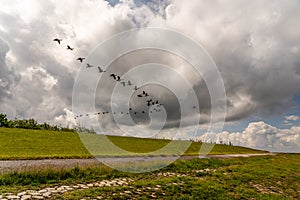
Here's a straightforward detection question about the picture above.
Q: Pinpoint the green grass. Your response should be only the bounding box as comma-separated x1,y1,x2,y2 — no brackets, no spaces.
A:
0,127,265,160
0,154,299,199
0,128,91,160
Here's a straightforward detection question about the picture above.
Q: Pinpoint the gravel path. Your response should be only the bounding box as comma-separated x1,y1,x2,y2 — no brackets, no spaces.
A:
0,153,272,174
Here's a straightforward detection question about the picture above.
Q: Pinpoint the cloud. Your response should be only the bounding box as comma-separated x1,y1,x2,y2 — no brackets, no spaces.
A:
54,108,76,127
154,0,300,121
198,121,300,153
285,115,299,122
0,0,136,122
0,38,21,102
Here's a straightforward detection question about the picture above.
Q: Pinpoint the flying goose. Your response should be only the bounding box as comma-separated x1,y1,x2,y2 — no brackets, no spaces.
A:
77,57,85,62
98,66,106,73
53,38,62,44
67,45,74,51
86,63,94,68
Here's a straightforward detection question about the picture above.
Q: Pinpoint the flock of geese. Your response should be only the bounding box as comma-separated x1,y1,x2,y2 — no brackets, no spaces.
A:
53,38,173,120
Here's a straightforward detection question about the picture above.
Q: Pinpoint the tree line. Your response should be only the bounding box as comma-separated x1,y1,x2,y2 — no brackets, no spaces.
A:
0,113,95,133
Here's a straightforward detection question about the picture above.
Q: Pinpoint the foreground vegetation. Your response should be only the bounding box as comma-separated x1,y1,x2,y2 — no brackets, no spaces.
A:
0,127,264,160
0,154,299,199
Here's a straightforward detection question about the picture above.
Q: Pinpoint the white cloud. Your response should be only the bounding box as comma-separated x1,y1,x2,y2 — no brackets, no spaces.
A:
198,121,300,153
54,108,76,128
285,115,299,122
21,67,57,91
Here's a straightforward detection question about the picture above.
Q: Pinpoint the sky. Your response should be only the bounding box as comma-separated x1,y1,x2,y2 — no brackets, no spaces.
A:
0,0,300,152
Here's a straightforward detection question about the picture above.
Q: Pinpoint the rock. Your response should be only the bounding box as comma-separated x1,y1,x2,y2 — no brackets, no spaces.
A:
6,195,20,199
117,181,124,185
28,192,40,196
38,189,47,193
32,196,44,199
20,195,31,200
42,192,51,198
17,192,26,197
65,187,73,191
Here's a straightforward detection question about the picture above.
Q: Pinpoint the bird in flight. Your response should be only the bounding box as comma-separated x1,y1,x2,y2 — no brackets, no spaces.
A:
152,100,159,105
120,82,126,87
53,38,62,44
67,45,74,51
110,74,122,81
116,76,122,82
98,66,106,73
86,63,94,68
110,74,117,79
77,57,85,62
147,99,153,106
137,90,149,97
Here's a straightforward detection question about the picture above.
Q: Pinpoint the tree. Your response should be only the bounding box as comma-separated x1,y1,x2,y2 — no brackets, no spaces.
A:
0,113,9,127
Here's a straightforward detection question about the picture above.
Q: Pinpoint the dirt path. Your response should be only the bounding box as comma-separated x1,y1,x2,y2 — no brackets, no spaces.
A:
0,153,272,173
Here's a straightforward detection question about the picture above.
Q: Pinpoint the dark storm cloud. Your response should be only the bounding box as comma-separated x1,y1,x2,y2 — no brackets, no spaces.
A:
159,0,300,122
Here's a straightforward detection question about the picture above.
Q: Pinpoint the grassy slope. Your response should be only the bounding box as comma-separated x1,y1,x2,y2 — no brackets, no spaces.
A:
0,127,265,160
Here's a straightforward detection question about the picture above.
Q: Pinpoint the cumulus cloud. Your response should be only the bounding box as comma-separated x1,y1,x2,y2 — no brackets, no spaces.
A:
54,108,76,127
198,121,300,153
0,0,136,121
155,0,300,121
0,38,21,101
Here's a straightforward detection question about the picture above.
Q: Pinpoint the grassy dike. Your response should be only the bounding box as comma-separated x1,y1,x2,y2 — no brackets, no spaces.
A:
0,127,264,160
0,128,298,199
